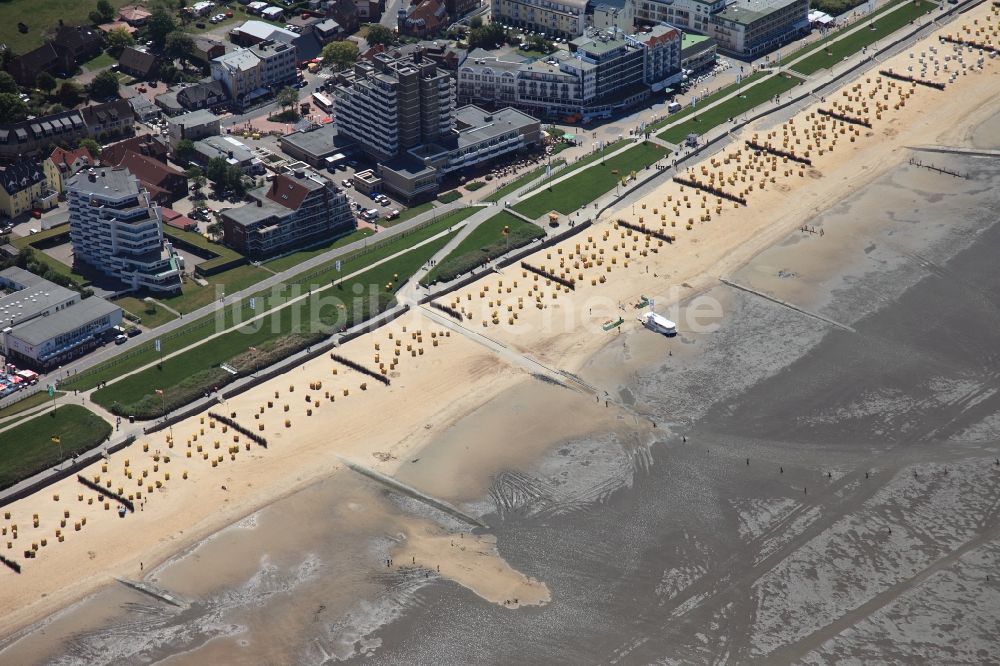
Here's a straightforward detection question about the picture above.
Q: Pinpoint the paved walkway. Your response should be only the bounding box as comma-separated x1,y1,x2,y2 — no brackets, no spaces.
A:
47,201,468,388
1,216,479,436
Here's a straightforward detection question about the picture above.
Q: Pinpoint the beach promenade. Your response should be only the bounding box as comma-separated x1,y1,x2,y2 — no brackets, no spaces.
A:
0,0,997,649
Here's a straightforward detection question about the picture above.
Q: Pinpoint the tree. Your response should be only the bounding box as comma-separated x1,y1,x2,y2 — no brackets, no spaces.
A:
78,138,101,159
97,0,116,22
175,138,196,164
470,16,483,29
321,41,359,70
366,24,397,47
89,70,120,100
165,31,195,64
205,156,228,185
148,6,177,48
526,34,554,54
0,72,17,95
206,222,222,240
0,48,16,72
275,86,298,109
468,23,506,50
35,71,57,94
106,27,136,56
185,165,206,191
58,81,84,107
0,94,29,123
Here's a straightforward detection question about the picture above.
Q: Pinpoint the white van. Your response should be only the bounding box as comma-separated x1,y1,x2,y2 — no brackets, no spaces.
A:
667,101,682,113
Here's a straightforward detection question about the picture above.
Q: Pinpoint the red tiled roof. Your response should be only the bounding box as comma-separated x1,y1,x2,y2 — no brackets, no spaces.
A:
265,174,310,209
119,5,152,22
118,150,183,187
49,146,93,172
160,207,197,230
102,135,167,166
98,21,138,34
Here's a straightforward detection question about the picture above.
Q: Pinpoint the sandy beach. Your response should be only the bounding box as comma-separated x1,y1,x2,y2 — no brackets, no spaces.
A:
2,2,1000,656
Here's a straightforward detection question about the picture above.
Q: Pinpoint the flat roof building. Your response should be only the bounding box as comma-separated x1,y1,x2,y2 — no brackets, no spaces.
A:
279,123,359,167
192,136,265,174
637,0,807,57
332,51,456,163
0,268,123,371
167,109,222,148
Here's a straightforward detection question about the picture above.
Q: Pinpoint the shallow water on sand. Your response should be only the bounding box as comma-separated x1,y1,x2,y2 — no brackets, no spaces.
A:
6,145,1000,663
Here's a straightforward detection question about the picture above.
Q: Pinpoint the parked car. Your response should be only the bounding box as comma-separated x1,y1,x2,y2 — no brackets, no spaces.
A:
127,328,141,337
114,334,128,345
384,209,400,220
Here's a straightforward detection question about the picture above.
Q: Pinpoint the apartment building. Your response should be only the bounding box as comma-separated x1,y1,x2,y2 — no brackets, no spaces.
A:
458,25,681,119
636,0,807,57
220,169,355,260
211,40,298,108
0,110,88,163
0,159,58,219
709,0,808,57
492,0,588,39
332,51,456,162
457,49,525,108
66,167,183,294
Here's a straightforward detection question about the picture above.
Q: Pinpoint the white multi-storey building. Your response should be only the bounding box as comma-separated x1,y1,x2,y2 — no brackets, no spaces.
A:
67,167,183,294
636,0,808,57
332,52,456,162
458,25,681,119
492,0,588,39
211,40,298,108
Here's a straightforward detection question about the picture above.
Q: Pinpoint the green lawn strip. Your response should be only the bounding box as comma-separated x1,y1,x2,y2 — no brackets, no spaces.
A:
658,73,804,145
162,227,244,272
62,211,476,392
396,201,435,223
10,225,69,249
784,0,911,65
114,296,178,329
0,0,132,53
81,51,116,72
514,143,669,218
421,211,544,286
484,159,568,202
0,390,63,420
437,190,462,204
262,228,375,273
647,72,768,134
792,0,937,75
558,139,631,175
11,226,90,287
0,405,111,490
93,229,459,418
159,264,272,315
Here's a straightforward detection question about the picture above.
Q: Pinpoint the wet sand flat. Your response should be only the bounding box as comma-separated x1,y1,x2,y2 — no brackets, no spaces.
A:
3,4,1000,663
